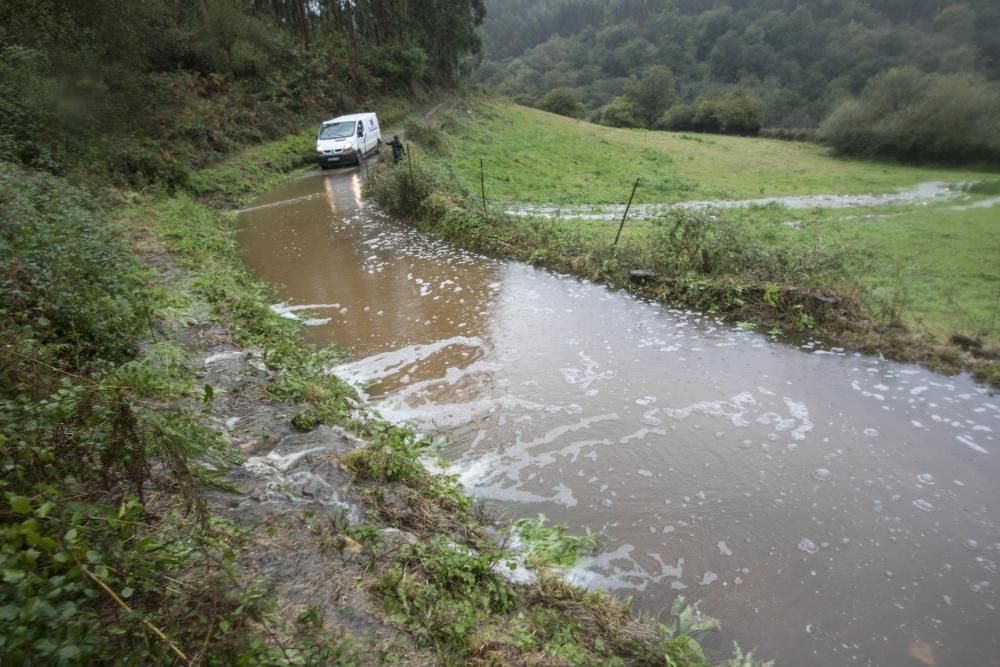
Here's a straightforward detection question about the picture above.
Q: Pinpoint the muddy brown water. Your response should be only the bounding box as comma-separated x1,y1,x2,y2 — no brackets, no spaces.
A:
237,167,1000,667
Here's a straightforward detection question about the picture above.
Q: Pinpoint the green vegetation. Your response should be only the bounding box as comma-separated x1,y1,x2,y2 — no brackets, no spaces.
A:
0,0,485,185
146,138,771,666
416,100,994,204
372,100,1000,382
820,67,1000,163
475,0,1000,163
377,535,731,666
536,86,587,119
3,112,769,662
512,514,603,569
0,162,359,663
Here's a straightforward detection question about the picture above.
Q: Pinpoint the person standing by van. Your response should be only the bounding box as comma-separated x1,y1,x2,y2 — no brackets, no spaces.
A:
387,135,405,165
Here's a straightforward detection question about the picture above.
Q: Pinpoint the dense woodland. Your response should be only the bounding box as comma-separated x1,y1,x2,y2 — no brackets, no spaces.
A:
473,0,1000,163
0,0,485,184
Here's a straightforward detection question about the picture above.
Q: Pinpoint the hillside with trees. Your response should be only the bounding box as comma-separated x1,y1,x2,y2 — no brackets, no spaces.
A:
0,0,485,185
472,0,1000,163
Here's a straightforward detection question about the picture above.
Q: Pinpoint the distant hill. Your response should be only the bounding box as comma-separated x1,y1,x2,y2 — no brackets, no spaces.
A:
472,0,1000,157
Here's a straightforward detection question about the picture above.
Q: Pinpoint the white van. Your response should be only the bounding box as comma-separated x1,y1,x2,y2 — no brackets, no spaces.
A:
316,112,382,169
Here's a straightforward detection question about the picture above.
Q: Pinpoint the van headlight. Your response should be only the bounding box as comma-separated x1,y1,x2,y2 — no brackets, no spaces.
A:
316,148,324,155
343,142,353,151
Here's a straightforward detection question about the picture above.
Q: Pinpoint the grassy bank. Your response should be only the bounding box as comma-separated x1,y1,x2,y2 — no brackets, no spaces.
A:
0,162,343,663
374,99,999,384
2,121,770,663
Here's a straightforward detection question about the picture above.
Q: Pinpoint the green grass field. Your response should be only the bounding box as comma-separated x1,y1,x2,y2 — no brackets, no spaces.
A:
432,100,995,205
406,99,1000,349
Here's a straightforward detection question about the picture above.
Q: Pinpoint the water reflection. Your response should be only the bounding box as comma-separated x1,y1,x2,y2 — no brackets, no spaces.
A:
238,170,1000,667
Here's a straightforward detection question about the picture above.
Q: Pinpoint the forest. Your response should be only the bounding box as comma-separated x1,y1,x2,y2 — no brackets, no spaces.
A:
0,0,485,185
473,0,1000,163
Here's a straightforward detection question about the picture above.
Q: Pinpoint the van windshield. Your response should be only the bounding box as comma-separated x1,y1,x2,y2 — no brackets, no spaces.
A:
318,122,355,140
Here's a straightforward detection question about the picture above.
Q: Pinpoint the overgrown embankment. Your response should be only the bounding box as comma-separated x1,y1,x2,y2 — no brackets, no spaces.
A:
2,126,772,664
369,105,999,386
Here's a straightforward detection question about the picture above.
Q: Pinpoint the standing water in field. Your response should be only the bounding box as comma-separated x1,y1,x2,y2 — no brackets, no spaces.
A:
238,169,1000,667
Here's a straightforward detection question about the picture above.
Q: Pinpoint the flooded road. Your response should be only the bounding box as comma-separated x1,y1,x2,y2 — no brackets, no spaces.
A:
238,168,1000,667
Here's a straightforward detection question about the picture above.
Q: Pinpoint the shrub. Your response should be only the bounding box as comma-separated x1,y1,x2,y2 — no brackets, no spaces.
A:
692,88,764,135
600,96,643,128
363,42,428,86
819,67,1000,164
656,103,696,131
534,87,586,119
759,127,817,142
402,120,451,155
0,164,149,362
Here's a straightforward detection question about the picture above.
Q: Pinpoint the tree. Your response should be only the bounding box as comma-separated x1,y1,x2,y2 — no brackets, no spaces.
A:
624,65,677,127
472,0,1000,151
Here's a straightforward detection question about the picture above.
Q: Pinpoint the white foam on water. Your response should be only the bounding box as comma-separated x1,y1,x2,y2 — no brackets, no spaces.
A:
620,427,668,444
377,393,576,431
665,391,756,427
264,445,334,472
798,538,819,554
559,351,615,389
204,350,245,366
784,398,814,440
333,335,487,384
564,545,684,592
812,468,832,482
957,434,989,454
641,408,662,426
270,302,341,322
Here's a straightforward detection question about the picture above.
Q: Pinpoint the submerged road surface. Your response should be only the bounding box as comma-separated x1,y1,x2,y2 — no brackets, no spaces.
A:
238,167,1000,667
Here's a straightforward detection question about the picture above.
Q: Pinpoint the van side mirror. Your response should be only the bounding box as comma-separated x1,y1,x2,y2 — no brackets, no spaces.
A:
357,127,364,137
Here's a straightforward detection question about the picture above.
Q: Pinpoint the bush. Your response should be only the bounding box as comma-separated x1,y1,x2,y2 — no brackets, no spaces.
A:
599,96,643,128
759,127,817,142
656,103,696,131
363,42,428,86
105,140,191,191
402,120,451,155
692,88,764,135
819,67,1000,164
534,87,586,119
0,163,149,362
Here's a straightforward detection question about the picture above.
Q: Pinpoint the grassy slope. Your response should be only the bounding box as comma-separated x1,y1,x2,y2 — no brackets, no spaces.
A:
814,204,1000,344
441,101,995,204
414,100,1000,349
